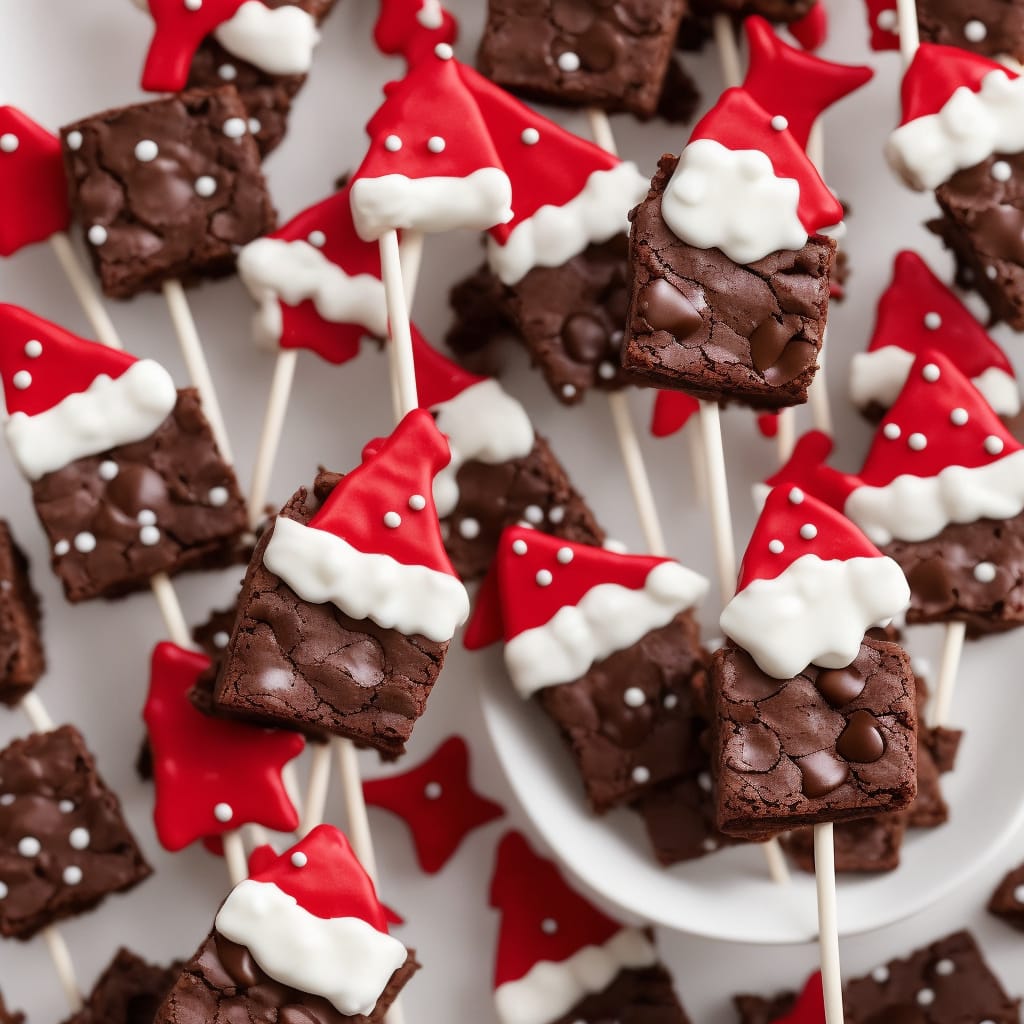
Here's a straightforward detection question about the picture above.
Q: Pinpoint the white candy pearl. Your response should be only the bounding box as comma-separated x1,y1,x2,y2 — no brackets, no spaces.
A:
208,486,229,507
18,837,41,857
74,532,97,553
992,161,1012,182
623,687,646,708
631,765,651,784
557,51,580,72
524,505,544,525
63,866,83,886
291,852,308,868
194,176,217,197
535,569,553,587
974,562,997,583
140,525,161,546
512,539,528,555
223,118,247,138
23,340,41,358
66,131,83,151
384,511,402,528
0,134,19,153
964,18,988,41
12,371,31,390
69,827,90,850
424,782,442,800
88,225,108,246
521,127,540,145
214,802,233,822
408,494,426,511
458,518,480,539
135,139,158,162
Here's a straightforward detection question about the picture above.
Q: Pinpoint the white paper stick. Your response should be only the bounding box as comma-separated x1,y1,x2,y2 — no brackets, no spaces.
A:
776,408,796,463
149,571,192,649
686,419,708,502
43,925,83,1011
809,332,834,435
585,107,618,156
759,835,792,887
379,229,419,417
932,621,966,726
698,401,737,601
248,349,299,532
712,14,744,87
48,232,123,351
814,823,844,1023
895,0,920,65
301,742,334,836
19,691,54,732
222,829,248,886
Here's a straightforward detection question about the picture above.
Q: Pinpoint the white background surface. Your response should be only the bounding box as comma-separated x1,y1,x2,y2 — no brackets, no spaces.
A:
0,0,1022,1019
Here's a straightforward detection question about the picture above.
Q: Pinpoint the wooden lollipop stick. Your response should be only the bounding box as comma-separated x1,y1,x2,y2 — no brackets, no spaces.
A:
932,621,966,726
896,0,921,63
301,743,334,836
814,822,844,1023
697,400,737,601
222,829,248,886
248,349,300,533
805,121,835,436
48,232,123,351
379,229,419,415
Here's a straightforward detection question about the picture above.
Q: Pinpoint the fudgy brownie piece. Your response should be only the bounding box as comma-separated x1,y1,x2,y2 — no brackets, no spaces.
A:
213,473,446,758
0,994,23,1024
30,389,247,603
989,862,1024,932
624,155,834,410
191,606,236,658
712,638,918,839
157,932,417,1024
0,726,151,939
61,948,182,1024
61,87,276,298
918,0,1024,62
734,990,796,1024
929,151,1024,331
656,58,702,126
676,0,815,53
782,813,907,874
477,0,689,120
0,521,44,707
549,963,692,1024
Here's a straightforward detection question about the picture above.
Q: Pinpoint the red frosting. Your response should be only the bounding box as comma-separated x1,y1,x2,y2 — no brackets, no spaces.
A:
490,831,625,988
772,972,824,1024
0,304,139,417
758,412,780,439
363,736,504,874
0,107,71,257
144,642,304,852
650,390,699,438
373,0,458,65
743,17,872,150
863,0,900,51
410,324,485,409
761,430,855,512
141,0,247,92
898,44,1010,125
861,351,1021,486
788,3,828,51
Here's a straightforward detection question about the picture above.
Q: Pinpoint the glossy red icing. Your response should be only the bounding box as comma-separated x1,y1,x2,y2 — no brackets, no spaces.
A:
373,0,458,66
363,736,504,873
144,642,304,852
757,412,780,439
0,304,139,418
650,390,699,438
772,972,824,1024
743,16,872,149
788,2,828,51
410,324,485,409
863,0,899,51
761,430,855,512
898,44,1010,125
0,107,71,257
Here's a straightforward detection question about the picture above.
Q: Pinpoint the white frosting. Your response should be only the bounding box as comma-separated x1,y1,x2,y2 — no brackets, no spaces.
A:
661,139,807,265
5,360,177,481
845,447,1024,545
216,879,406,1017
504,562,708,697
432,379,535,517
851,348,1020,415
263,515,470,642
886,69,1024,190
719,554,911,679
350,167,513,241
486,163,648,286
213,1,321,76
494,928,657,1024
237,237,387,349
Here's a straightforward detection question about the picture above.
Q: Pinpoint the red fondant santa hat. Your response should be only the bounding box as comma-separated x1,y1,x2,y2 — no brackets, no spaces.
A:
144,642,304,851
374,0,458,66
720,486,910,678
262,408,470,642
490,831,658,1024
237,184,386,365
887,44,1024,190
452,64,648,286
0,107,70,257
851,251,1019,415
464,526,707,697
662,88,843,265
349,49,512,241
650,390,699,439
863,0,900,51
0,305,177,481
214,825,408,1018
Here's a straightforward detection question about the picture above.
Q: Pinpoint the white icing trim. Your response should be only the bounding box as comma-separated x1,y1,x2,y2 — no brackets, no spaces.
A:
350,167,513,241
720,554,910,679
845,447,1024,545
886,69,1024,190
486,163,648,286
661,139,807,265
494,928,657,1024
263,515,469,642
237,237,387,349
216,879,406,1018
213,1,321,76
973,365,1022,416
432,380,535,517
504,562,708,697
5,360,177,481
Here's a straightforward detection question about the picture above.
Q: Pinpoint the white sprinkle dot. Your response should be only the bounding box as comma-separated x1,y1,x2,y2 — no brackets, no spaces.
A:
194,175,217,197
561,384,577,399
871,965,890,983
185,0,202,9
0,794,13,806
69,827,90,850
512,539,528,556
18,837,41,857
88,225,108,246
974,561,997,583
24,339,42,358
384,511,402,528
424,781,442,800
427,136,446,153
0,882,7,899
307,230,326,248
541,917,558,934
598,361,616,380
908,432,927,451
208,486,229,507
63,866,83,886
54,540,70,556
992,160,1012,182
385,135,403,152
788,487,804,505
950,407,969,426
916,988,935,1006
66,131,83,151
770,115,789,131
923,313,942,331
535,569,553,587
218,64,237,80
223,117,247,138
883,422,901,440
964,18,988,41
521,127,540,146
623,687,645,708
799,523,818,540
548,506,565,524
632,765,651,784
768,539,784,554
557,51,581,72
434,42,454,59
137,509,157,527
135,139,158,162
214,802,233,823
12,371,31,390
248,118,262,135
524,505,544,525
74,532,97,553
702,837,718,852
213,631,230,649
663,694,678,710
922,361,940,381
985,435,1005,455
458,518,480,539
1013,884,1024,904
698,771,712,792
877,8,897,30
0,133,19,153
290,852,308,868
556,547,573,564
933,958,955,976
406,494,426,512
139,525,161,546
58,800,74,813
986,265,999,280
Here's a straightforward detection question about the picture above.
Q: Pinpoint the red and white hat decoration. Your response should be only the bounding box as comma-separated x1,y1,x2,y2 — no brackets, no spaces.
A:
262,408,470,642
0,304,177,481
214,825,407,1017
144,642,304,851
0,107,71,258
862,0,901,51
236,184,387,365
489,831,658,1024
787,3,829,51
373,0,458,66
139,0,320,92
464,526,707,697
886,43,1024,190
410,326,534,518
720,486,910,679
650,390,700,438
851,250,1019,415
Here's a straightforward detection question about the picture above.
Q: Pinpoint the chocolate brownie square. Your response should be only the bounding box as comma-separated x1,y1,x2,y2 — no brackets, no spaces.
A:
61,86,276,299
61,948,182,1024
0,994,23,1024
30,389,247,603
187,0,338,156
213,472,447,758
156,932,418,1024
0,521,44,707
929,151,1024,331
0,726,151,940
711,637,918,839
782,813,907,874
550,963,692,1024
989,862,1024,932
623,155,835,410
918,0,1024,62
477,0,689,120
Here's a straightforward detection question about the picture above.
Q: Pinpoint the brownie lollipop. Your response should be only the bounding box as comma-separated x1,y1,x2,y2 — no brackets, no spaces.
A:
156,826,417,1023
60,948,182,1024
490,831,693,1024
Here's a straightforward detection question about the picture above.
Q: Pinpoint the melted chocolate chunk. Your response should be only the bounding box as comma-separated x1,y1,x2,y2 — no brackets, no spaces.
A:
0,521,45,707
